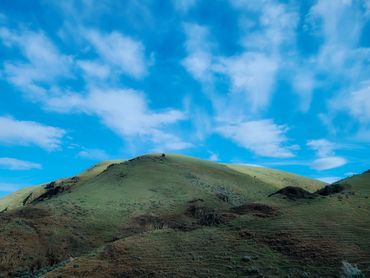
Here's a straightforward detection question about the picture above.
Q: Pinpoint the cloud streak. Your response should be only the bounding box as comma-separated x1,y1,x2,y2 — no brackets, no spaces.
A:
0,116,65,151
85,30,148,79
307,139,347,170
0,158,42,170
45,88,190,151
217,120,294,158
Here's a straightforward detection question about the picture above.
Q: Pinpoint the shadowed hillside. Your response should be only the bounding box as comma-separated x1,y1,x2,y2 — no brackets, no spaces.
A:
0,154,368,277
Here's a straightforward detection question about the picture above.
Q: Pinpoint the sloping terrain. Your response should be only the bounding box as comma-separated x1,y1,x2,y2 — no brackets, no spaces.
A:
226,164,324,192
0,154,368,277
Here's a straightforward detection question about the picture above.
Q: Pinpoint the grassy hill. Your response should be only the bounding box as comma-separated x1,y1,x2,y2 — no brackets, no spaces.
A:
0,154,368,277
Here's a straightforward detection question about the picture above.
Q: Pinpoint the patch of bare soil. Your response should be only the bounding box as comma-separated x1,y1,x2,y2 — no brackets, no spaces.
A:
130,213,195,232
127,202,278,236
259,232,341,266
238,229,255,239
229,203,278,218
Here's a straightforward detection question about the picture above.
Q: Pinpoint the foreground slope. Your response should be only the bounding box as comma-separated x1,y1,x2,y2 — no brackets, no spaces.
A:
0,154,368,277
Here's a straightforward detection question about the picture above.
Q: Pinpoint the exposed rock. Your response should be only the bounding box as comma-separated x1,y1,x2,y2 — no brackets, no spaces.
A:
242,255,252,262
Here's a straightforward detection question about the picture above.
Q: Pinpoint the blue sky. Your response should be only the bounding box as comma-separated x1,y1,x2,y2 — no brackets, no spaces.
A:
0,0,370,196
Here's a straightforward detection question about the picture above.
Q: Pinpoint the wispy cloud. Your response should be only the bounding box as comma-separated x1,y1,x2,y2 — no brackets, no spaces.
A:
307,139,336,157
173,0,197,13
311,157,347,171
77,149,110,160
0,158,42,170
0,182,24,194
217,120,295,158
0,116,65,151
45,88,189,151
182,23,214,83
307,0,370,129
330,83,370,126
316,176,341,184
77,60,111,79
0,23,186,152
0,27,72,98
307,139,347,170
85,29,148,79
181,3,300,156
215,53,278,113
208,152,219,162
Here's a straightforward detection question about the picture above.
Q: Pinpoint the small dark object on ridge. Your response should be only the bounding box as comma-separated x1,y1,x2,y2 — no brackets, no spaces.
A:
161,153,166,157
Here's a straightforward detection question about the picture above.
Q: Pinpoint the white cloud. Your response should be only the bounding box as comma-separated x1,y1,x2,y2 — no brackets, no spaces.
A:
0,28,72,97
86,30,147,79
0,183,24,194
174,0,197,12
78,149,109,160
330,84,370,123
307,0,369,79
217,119,294,158
239,163,265,168
182,23,213,82
307,139,346,170
292,71,316,112
307,139,335,157
182,1,299,116
0,158,42,170
150,131,192,152
216,53,278,112
366,0,370,16
208,152,219,162
0,116,65,151
316,176,341,184
234,0,298,52
86,89,185,137
77,60,110,79
312,157,347,171
45,88,190,150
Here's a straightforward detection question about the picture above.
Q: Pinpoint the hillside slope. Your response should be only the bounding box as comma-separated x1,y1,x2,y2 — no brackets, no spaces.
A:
227,164,324,192
0,160,124,211
0,154,368,277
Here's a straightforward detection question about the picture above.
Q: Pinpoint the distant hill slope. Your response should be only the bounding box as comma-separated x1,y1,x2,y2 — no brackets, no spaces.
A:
0,160,124,211
226,164,325,192
0,154,368,277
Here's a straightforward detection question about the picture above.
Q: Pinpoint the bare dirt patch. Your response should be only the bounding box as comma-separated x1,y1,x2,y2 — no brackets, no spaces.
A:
229,203,278,218
259,232,341,266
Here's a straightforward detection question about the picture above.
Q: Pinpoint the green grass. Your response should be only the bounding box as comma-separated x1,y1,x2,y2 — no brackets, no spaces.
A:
0,154,368,277
227,164,325,192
